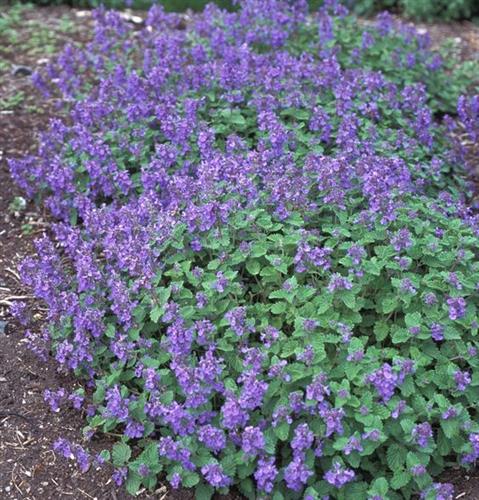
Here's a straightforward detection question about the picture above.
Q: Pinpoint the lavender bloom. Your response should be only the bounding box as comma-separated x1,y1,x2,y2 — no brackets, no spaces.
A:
442,407,458,420
291,423,314,453
225,307,253,337
344,436,363,455
260,325,280,347
411,464,426,476
68,392,84,410
454,370,471,392
53,438,74,459
420,483,454,500
254,457,277,493
448,272,462,290
303,319,317,332
447,297,467,320
324,462,355,488
400,278,417,295
306,373,330,402
327,273,353,293
125,420,144,438
319,405,345,437
241,426,265,456
366,364,398,402
44,388,66,412
391,228,412,252
430,323,444,341
198,425,226,453
412,422,433,447
221,397,249,429
423,292,438,306
74,445,91,473
138,464,150,477
213,272,228,293
362,429,381,442
9,301,29,325
284,454,313,491
112,467,128,486
201,463,231,488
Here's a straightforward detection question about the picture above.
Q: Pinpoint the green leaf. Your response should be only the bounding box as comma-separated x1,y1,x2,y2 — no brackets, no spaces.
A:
150,305,163,323
105,324,116,338
374,322,389,341
405,312,421,328
273,421,290,441
370,477,389,496
440,418,460,439
387,444,407,471
140,442,160,467
112,442,132,466
182,472,200,488
390,470,411,490
382,296,399,314
246,259,261,275
271,302,287,314
195,484,214,500
126,472,142,496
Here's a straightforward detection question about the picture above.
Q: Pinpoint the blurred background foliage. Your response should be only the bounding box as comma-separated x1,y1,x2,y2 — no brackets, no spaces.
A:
1,0,479,24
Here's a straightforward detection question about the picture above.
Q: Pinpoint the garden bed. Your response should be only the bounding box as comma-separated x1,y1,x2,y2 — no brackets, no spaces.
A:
1,2,479,499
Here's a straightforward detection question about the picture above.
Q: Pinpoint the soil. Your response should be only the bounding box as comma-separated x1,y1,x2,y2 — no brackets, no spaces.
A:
0,4,478,500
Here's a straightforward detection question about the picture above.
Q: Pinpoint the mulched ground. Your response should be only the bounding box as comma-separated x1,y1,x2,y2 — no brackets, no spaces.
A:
0,5,478,499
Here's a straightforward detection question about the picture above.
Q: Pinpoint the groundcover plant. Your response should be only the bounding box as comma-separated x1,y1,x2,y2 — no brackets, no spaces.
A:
9,1,479,498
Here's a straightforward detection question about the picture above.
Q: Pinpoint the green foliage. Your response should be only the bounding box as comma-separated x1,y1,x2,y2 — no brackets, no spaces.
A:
84,196,479,498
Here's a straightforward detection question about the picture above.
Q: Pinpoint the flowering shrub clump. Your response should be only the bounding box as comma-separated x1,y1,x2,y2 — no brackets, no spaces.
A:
10,1,479,499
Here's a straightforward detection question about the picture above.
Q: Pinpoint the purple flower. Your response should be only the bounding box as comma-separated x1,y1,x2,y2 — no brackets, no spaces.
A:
53,438,74,459
198,425,226,453
324,462,355,488
284,454,313,491
201,463,231,488
327,273,352,293
454,370,471,391
241,426,265,456
303,319,317,332
430,323,444,341
362,429,381,442
447,297,466,320
221,397,249,429
213,272,228,293
68,392,84,410
423,292,438,306
254,457,277,493
412,422,433,447
74,445,91,473
344,436,363,455
170,472,181,488
411,464,427,476
225,307,253,337
306,374,330,402
260,325,280,347
44,388,66,412
391,228,412,252
420,482,454,500
291,423,314,453
366,363,398,402
319,405,345,437
442,407,458,420
112,467,128,486
125,420,144,438
400,278,416,295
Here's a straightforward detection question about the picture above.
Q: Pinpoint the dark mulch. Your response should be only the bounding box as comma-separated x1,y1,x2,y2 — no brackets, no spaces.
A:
0,5,479,500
